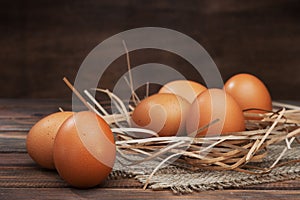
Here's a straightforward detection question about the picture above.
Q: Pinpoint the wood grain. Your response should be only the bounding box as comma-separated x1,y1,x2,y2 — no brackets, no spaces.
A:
1,188,300,200
1,0,300,99
1,153,300,190
0,99,72,118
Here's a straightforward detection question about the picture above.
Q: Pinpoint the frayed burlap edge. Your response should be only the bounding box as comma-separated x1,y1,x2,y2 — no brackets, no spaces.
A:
110,144,300,194
136,163,300,194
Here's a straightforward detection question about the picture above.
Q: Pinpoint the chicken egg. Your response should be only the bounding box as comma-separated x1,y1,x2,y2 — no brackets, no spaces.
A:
132,93,190,137
159,80,207,104
186,88,245,136
26,111,74,169
53,111,116,188
224,73,272,113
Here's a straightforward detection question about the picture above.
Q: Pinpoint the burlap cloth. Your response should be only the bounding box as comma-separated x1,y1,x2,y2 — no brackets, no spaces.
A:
110,144,300,193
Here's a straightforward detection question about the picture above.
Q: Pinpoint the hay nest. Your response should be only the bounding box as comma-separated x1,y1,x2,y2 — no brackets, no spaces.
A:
116,105,300,173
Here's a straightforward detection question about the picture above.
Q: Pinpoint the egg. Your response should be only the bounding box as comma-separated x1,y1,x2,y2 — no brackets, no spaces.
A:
53,111,116,188
159,80,207,104
224,73,272,113
186,88,245,136
26,111,73,169
132,93,190,137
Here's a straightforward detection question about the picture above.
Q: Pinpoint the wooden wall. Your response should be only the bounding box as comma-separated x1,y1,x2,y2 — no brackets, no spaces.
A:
1,0,300,100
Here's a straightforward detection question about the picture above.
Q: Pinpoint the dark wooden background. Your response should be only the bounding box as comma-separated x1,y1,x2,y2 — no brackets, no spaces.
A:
1,0,300,100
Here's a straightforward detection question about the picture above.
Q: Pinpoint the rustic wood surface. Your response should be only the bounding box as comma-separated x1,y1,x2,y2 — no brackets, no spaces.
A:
0,99,300,199
1,0,300,99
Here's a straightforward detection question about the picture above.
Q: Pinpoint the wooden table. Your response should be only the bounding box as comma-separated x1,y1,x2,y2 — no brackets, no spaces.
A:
1,99,300,200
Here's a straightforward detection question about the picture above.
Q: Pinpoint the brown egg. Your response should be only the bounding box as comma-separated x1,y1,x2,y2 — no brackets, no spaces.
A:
186,89,245,136
224,73,272,113
26,111,73,169
132,93,190,137
53,111,116,188
159,80,207,103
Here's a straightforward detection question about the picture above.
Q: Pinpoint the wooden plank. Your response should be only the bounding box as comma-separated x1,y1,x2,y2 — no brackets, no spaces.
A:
0,165,142,189
0,132,27,153
1,153,300,190
0,138,26,153
1,0,300,100
0,119,34,132
0,153,34,166
0,99,71,118
0,153,143,189
0,168,142,189
0,167,68,188
242,179,300,190
1,188,300,200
